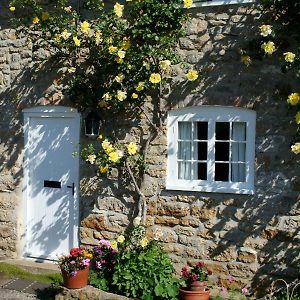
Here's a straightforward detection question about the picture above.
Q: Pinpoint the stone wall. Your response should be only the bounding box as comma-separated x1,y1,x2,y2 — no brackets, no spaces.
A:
79,3,300,292
0,0,299,293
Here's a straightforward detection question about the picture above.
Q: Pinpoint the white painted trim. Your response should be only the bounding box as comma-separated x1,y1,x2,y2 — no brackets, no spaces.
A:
192,0,256,7
22,106,80,260
166,106,256,195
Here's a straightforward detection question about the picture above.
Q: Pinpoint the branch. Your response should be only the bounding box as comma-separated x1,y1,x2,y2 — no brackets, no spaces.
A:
139,106,158,131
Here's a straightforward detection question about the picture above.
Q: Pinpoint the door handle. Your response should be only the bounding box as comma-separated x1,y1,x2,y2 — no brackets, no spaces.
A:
67,183,75,196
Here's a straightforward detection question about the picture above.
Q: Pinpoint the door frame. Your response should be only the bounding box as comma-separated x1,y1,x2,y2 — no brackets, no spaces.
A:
22,106,81,260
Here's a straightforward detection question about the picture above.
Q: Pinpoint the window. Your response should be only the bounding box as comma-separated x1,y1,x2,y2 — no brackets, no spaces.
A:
166,106,256,194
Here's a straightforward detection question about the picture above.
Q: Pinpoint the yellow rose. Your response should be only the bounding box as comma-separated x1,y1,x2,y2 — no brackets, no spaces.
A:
149,73,161,84
86,154,96,164
102,139,111,150
111,240,118,250
117,235,125,243
291,143,300,155
9,6,16,12
287,93,300,106
117,90,127,101
283,52,296,63
295,111,300,124
261,41,275,55
115,57,123,64
122,40,130,50
183,0,193,8
259,24,272,37
64,6,72,12
159,60,171,70
73,36,81,47
127,142,138,155
108,46,117,54
99,165,108,174
140,237,149,248
41,12,50,20
97,134,103,140
114,3,124,18
186,69,198,81
115,73,125,83
241,55,251,67
103,92,112,101
67,67,76,73
131,93,138,99
61,30,71,40
32,16,40,24
117,50,126,59
80,21,90,34
136,81,145,91
95,31,103,45
108,151,119,163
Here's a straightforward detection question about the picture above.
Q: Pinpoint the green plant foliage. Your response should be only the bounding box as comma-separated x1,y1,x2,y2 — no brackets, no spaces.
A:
9,0,193,112
112,242,179,300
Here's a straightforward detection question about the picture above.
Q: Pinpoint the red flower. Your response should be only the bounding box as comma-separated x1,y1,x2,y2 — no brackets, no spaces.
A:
181,266,189,278
207,268,213,275
196,261,205,268
70,247,82,257
191,274,199,281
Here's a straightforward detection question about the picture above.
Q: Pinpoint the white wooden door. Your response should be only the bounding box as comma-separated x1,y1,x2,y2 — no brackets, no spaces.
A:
23,107,80,260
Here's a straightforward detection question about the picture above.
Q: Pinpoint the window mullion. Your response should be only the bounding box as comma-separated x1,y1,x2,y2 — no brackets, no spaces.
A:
207,119,214,182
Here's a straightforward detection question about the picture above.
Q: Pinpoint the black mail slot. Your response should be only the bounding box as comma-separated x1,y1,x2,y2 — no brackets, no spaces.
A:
44,180,61,188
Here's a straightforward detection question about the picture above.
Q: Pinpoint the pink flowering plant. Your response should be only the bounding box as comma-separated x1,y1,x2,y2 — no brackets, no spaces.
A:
89,239,118,291
58,247,92,277
181,261,212,288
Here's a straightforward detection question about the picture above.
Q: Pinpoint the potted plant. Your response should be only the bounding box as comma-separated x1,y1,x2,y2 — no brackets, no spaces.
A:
179,261,212,300
58,247,92,289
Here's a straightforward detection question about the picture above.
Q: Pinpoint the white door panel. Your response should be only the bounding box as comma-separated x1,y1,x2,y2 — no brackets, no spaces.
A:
23,107,80,260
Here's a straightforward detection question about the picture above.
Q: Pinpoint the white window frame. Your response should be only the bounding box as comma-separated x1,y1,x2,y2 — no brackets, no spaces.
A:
166,106,256,194
192,0,256,7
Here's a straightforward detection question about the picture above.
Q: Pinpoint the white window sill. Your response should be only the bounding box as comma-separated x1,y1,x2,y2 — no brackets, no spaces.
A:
192,0,256,7
165,184,254,195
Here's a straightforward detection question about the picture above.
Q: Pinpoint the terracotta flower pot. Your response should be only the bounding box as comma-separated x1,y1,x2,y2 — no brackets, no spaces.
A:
179,287,210,300
61,267,89,289
190,280,208,291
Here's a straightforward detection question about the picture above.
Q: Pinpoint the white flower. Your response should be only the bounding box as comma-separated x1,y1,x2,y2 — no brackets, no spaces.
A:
133,216,141,226
86,154,96,164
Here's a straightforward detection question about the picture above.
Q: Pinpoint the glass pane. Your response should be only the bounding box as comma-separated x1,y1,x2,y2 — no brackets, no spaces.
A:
197,122,208,140
215,163,229,181
178,162,191,180
232,122,246,141
197,142,207,160
216,122,230,140
178,141,192,160
231,163,246,182
231,143,246,162
215,142,229,161
178,122,192,140
197,163,207,180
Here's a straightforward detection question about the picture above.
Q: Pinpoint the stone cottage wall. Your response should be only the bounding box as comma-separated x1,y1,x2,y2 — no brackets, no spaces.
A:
79,4,300,292
0,0,299,292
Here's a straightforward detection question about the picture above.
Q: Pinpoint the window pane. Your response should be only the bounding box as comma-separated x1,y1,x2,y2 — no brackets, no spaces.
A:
178,122,192,140
231,143,246,162
197,142,207,160
178,141,192,160
197,122,208,140
232,122,246,141
216,122,230,140
231,163,246,182
215,142,229,161
178,162,191,180
215,163,229,181
197,163,207,180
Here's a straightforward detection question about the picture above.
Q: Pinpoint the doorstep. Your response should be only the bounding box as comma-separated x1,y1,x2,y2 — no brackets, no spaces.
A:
2,259,59,274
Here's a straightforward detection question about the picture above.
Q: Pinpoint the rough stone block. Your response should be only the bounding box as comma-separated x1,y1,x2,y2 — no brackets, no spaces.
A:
191,206,217,220
237,247,257,263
